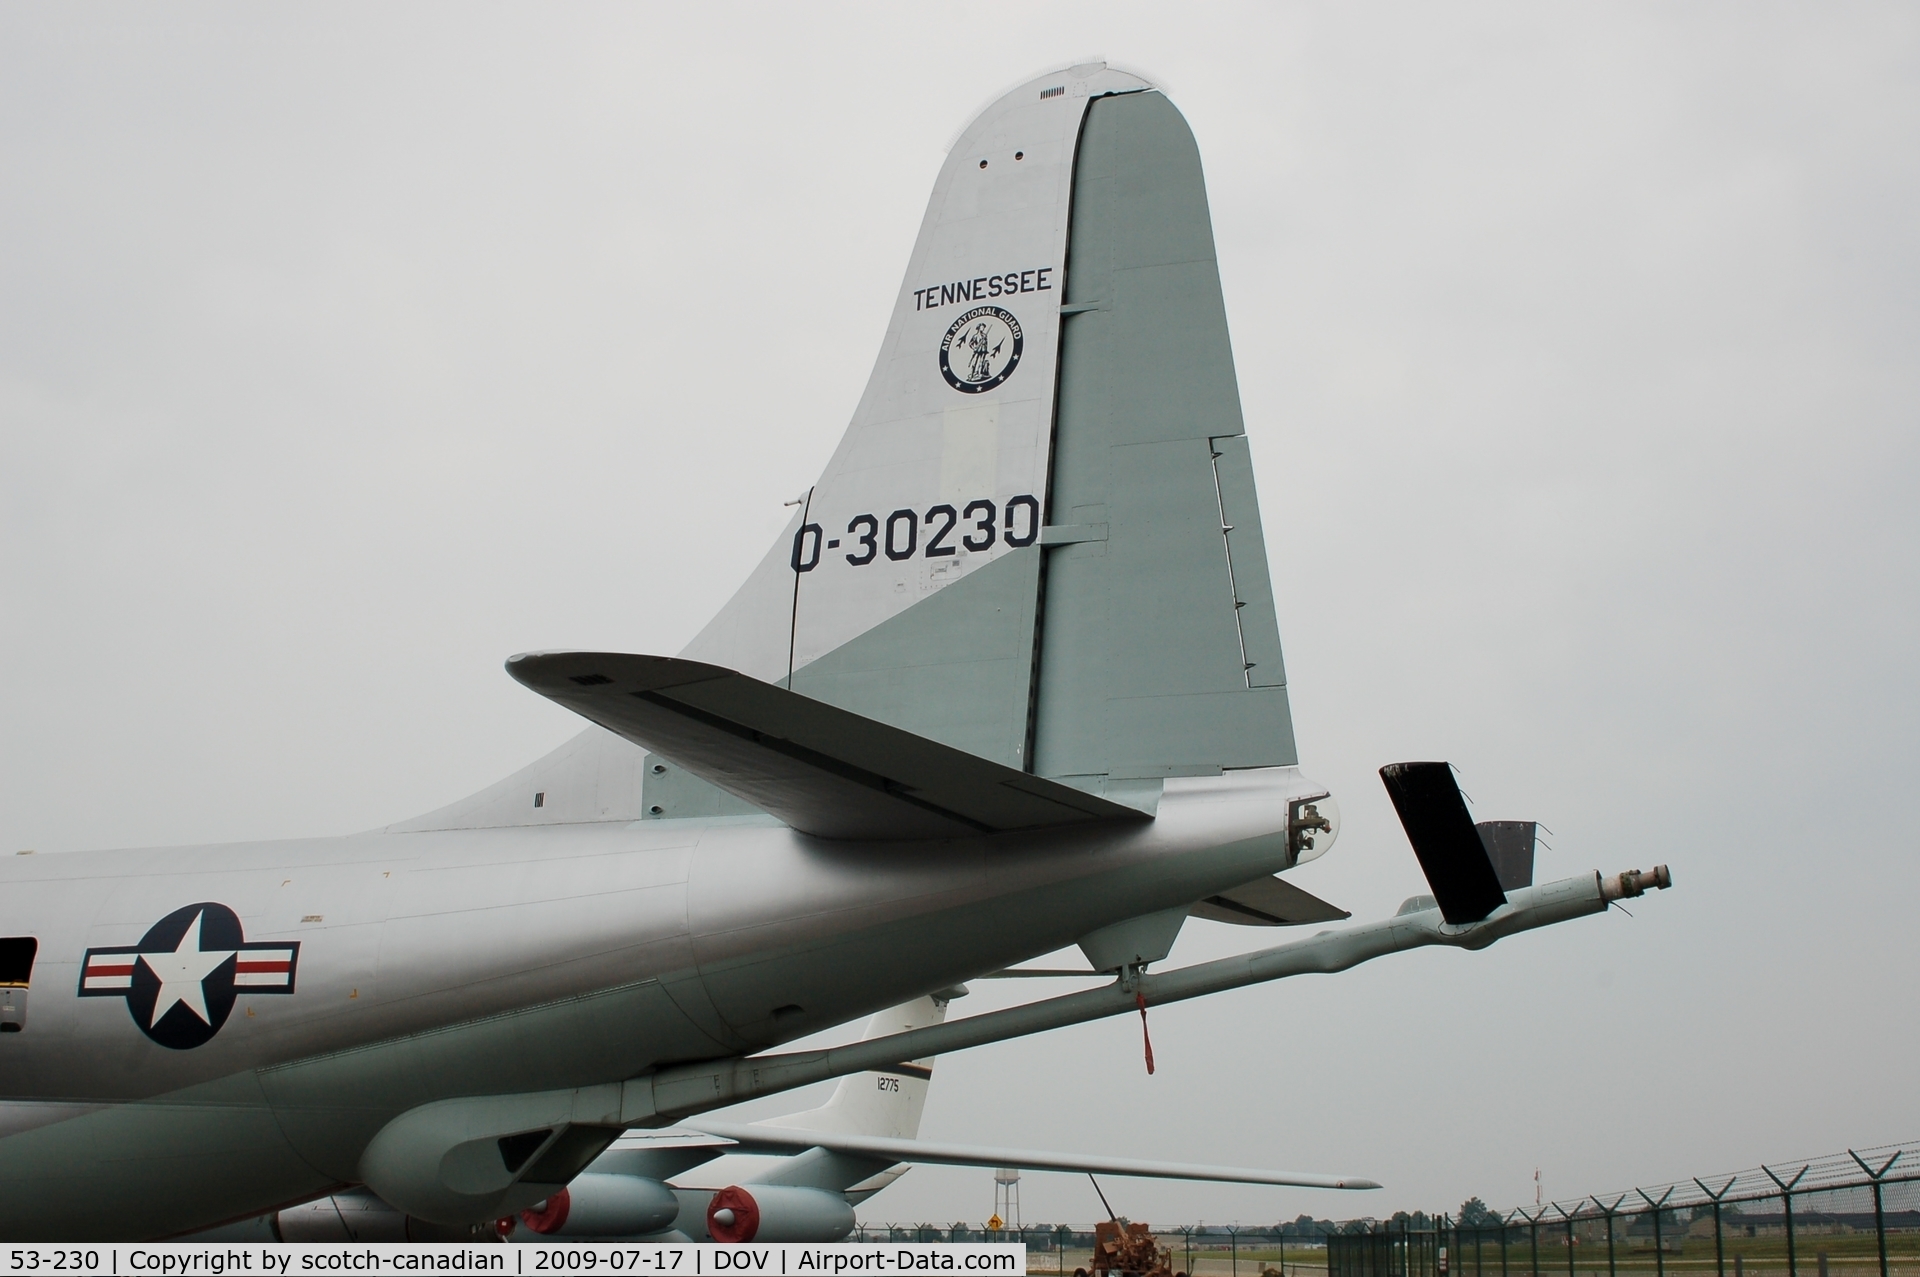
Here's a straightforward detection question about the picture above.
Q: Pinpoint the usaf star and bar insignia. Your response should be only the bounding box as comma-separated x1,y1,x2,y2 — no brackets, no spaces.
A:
79,902,300,1050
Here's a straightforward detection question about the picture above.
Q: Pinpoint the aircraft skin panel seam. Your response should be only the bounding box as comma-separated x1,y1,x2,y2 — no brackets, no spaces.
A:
252,975,670,1075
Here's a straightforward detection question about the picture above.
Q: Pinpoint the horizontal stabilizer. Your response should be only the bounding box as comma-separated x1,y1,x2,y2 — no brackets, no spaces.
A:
688,1121,1378,1190
1190,875,1349,927
507,652,1150,841
1378,762,1507,925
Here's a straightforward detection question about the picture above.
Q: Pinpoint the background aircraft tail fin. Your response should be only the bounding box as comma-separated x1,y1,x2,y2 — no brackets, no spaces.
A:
742,994,951,1200
755,994,949,1143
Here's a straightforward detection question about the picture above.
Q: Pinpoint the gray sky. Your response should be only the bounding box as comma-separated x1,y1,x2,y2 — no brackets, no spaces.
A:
4,1,1917,1230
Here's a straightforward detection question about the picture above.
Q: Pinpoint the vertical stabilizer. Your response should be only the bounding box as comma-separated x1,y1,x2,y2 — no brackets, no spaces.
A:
686,64,1157,770
744,995,951,1199
692,71,1299,785
398,64,1302,832
753,995,948,1143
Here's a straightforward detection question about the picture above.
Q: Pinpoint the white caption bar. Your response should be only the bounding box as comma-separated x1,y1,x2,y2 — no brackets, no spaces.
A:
0,1243,1027,1277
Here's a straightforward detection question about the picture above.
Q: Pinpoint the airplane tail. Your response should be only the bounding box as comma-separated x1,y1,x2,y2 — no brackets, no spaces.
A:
393,62,1297,832
756,994,948,1142
690,62,1298,787
743,994,950,1201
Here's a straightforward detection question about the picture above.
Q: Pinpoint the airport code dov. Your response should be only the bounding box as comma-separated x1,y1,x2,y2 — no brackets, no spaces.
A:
1,1244,1022,1277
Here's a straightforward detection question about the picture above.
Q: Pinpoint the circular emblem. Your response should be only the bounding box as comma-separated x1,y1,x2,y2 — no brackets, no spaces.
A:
939,306,1023,394
78,901,301,1050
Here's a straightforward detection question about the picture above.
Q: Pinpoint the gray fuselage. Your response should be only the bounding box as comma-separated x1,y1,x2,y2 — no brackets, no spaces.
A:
0,766,1318,1239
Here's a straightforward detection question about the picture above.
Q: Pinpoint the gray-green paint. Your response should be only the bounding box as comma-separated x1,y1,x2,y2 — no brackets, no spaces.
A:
1032,90,1297,780
789,547,1042,769
641,758,762,821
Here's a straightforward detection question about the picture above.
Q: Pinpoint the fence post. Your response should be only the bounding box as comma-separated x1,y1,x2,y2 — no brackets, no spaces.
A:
1554,1205,1574,1277
1230,1224,1240,1277
1528,1209,1540,1277
1848,1150,1903,1277
1636,1188,1675,1277
1501,1216,1511,1277
1762,1165,1809,1277
1694,1178,1737,1277
1592,1197,1625,1277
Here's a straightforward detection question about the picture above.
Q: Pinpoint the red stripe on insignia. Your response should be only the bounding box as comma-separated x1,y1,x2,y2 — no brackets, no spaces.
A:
233,961,289,973
87,962,135,977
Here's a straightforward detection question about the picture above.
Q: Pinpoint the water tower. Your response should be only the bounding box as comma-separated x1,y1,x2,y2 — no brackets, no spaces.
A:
993,1168,1021,1231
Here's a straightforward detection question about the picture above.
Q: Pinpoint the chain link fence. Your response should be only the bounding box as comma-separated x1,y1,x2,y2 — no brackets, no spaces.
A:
1327,1141,1919,1277
853,1141,1919,1277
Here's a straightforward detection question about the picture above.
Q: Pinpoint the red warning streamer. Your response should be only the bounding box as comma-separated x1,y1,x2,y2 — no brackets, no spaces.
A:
1136,991,1155,1075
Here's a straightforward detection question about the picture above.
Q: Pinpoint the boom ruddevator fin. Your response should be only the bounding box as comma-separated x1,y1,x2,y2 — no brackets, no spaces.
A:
507,651,1148,841
1379,761,1508,924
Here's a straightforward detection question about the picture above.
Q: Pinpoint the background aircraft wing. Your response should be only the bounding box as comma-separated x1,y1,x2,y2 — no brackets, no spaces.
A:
687,1121,1378,1190
507,651,1150,840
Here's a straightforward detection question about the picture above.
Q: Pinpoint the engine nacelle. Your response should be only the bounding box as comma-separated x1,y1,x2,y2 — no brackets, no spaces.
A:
705,1185,854,1244
518,1174,681,1238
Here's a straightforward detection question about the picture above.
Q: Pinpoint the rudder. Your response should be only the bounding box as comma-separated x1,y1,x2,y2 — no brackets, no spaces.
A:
1030,89,1298,782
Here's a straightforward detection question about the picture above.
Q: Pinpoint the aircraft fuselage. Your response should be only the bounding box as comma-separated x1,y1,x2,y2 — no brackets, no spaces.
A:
0,766,1320,1239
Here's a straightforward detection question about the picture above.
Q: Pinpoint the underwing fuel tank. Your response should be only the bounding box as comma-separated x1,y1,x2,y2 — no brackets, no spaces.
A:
703,1184,855,1244
513,1174,681,1239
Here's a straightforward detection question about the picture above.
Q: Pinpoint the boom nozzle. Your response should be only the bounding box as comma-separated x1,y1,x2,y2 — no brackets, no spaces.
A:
1603,865,1672,901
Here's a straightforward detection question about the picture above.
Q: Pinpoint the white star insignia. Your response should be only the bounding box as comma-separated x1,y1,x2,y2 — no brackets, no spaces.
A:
139,910,235,1028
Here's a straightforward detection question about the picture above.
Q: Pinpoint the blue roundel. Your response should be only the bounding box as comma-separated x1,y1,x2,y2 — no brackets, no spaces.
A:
78,902,301,1050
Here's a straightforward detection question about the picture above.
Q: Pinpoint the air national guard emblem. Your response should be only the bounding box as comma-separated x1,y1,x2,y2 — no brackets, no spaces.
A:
78,903,299,1050
939,306,1023,393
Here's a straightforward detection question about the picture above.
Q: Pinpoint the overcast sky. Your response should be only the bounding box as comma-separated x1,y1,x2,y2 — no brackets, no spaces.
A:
4,2,1917,1231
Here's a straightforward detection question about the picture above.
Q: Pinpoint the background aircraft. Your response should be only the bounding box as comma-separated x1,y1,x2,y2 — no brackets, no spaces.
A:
250,994,1372,1243
0,62,1665,1241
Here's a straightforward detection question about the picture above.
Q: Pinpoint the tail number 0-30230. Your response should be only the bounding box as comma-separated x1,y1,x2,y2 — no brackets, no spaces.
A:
790,496,1037,573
